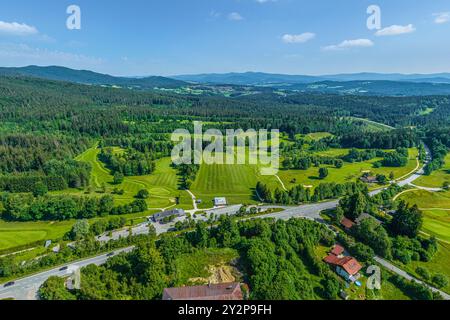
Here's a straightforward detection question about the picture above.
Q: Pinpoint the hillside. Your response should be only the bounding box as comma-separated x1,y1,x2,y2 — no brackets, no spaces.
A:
0,65,187,89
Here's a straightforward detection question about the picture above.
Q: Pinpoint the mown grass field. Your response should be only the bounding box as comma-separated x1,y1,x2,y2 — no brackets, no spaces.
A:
421,210,450,242
0,220,73,252
191,162,281,209
415,153,450,188
397,189,450,209
74,146,193,210
397,190,450,243
278,148,418,190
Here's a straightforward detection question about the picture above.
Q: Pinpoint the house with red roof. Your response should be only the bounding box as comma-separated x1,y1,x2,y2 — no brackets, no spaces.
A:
330,244,345,257
340,217,355,230
324,245,362,282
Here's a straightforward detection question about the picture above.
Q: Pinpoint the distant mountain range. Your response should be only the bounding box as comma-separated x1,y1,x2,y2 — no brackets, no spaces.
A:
2,66,450,96
0,65,187,89
173,71,450,85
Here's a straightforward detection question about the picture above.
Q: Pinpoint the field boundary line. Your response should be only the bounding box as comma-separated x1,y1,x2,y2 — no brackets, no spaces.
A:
393,188,420,201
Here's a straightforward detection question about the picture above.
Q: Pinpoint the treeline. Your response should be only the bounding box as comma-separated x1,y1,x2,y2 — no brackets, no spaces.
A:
424,137,448,176
174,163,199,189
340,129,418,149
101,137,173,159
0,134,91,173
282,154,343,170
256,181,368,205
0,194,147,222
98,147,155,176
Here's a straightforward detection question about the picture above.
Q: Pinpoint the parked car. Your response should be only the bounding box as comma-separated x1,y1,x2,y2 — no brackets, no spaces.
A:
4,282,15,288
59,266,69,271
107,252,115,257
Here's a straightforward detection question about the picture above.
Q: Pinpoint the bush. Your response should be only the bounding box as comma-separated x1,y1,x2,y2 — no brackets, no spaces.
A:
136,189,150,199
432,274,449,289
415,267,431,281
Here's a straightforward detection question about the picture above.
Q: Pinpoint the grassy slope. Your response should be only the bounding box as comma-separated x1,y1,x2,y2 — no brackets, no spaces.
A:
415,153,450,188
75,146,193,210
0,220,73,251
397,190,450,242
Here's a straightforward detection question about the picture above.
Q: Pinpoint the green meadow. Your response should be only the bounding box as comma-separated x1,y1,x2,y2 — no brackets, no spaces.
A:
397,190,450,243
0,220,73,252
74,146,193,210
190,149,281,208
415,153,450,188
278,148,418,190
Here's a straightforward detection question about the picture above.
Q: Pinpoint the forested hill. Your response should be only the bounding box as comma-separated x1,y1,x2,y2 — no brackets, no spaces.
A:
0,66,187,89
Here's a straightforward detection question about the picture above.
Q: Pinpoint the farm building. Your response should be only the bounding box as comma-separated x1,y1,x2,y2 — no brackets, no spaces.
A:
152,208,185,223
214,197,228,207
162,282,244,300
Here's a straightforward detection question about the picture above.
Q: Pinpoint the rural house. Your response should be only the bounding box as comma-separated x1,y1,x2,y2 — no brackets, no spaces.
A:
324,245,362,282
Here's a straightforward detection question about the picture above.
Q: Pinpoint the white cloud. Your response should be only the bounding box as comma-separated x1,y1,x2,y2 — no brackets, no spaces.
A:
282,32,316,44
323,39,374,51
209,10,221,19
375,24,415,36
433,12,450,24
0,21,38,36
228,12,244,21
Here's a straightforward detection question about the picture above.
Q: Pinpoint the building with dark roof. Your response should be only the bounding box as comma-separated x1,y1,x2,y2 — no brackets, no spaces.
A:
162,282,244,301
152,208,185,223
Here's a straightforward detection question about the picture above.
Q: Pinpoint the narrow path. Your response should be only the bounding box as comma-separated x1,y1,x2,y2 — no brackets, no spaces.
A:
185,190,198,212
410,183,443,192
275,175,288,191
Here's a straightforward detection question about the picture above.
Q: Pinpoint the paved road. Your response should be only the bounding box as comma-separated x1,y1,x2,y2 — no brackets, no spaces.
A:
0,247,134,300
374,256,450,300
258,201,339,221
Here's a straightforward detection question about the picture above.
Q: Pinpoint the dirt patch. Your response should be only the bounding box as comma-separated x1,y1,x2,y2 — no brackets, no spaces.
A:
189,261,242,285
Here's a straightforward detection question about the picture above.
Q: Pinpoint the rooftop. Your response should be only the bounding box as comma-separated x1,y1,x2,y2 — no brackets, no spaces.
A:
324,255,362,276
331,244,345,256
340,217,355,229
162,282,243,301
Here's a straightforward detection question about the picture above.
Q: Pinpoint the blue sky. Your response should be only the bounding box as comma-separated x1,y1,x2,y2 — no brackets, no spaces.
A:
0,0,449,76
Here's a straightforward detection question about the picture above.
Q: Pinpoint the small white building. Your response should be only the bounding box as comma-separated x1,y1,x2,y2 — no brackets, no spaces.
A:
214,197,228,207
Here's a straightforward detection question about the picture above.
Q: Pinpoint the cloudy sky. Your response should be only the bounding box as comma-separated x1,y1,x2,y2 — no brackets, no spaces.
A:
0,0,449,76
